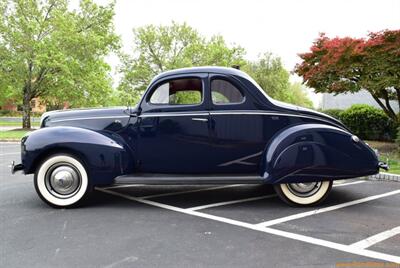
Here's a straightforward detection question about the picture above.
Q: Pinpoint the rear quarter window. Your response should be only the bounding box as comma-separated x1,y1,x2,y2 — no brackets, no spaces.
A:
211,79,244,104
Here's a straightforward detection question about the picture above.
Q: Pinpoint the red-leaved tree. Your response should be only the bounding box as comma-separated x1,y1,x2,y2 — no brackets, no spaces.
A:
294,30,400,122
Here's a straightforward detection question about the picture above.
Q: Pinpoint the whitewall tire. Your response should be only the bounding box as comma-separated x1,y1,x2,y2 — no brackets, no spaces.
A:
34,154,90,208
274,181,332,206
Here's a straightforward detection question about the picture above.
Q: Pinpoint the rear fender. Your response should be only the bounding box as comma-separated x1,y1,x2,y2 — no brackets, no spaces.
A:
21,126,134,185
261,124,379,184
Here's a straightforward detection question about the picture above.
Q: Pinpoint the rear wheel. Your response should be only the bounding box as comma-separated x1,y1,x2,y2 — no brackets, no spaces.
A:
34,154,90,208
274,181,332,206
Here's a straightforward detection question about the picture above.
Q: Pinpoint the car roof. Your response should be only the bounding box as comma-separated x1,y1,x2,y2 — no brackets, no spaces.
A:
150,66,251,84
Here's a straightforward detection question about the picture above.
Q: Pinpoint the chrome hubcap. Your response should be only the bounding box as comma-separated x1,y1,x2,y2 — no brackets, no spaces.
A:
47,165,80,196
286,182,321,197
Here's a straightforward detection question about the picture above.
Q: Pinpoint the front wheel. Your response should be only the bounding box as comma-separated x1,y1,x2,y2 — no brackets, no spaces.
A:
34,154,90,208
274,181,333,206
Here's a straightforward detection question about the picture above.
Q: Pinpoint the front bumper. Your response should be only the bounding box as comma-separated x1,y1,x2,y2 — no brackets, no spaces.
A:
10,161,24,174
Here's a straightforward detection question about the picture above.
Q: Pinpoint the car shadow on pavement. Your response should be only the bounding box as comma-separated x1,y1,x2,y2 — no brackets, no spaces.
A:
86,184,360,210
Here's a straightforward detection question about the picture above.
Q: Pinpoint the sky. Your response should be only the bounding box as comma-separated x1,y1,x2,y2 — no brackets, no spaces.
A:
91,0,400,105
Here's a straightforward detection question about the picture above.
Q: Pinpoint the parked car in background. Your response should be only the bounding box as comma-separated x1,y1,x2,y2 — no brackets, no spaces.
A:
11,67,387,208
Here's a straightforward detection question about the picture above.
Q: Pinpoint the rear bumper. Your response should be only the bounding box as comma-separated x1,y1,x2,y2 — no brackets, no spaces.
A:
10,161,24,174
378,161,389,171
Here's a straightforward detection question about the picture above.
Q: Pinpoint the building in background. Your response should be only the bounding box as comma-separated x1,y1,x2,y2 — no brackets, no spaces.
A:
0,98,69,114
316,90,399,113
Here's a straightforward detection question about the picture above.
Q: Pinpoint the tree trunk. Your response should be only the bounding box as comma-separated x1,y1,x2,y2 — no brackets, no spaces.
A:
382,90,397,120
370,93,397,121
22,87,31,129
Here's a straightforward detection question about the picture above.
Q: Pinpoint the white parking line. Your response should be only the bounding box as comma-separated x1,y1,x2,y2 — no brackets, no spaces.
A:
256,189,400,228
351,226,400,249
95,187,400,264
333,180,366,187
187,194,277,211
138,184,244,199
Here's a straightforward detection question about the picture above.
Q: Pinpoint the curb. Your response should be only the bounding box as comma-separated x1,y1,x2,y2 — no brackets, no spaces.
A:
368,172,400,182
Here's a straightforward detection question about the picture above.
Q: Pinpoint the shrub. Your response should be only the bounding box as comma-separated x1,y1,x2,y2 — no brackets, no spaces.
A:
340,104,397,141
322,109,343,120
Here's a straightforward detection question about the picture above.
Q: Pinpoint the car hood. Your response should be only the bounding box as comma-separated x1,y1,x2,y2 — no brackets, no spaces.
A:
40,106,134,131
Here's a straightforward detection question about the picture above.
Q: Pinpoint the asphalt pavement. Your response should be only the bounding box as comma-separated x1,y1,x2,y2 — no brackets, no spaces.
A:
1,142,399,267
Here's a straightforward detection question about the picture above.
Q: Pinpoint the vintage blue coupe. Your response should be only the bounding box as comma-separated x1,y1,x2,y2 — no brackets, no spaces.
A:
11,67,388,208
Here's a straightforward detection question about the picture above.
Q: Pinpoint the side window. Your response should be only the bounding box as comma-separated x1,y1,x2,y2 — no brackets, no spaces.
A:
211,79,244,104
149,78,202,105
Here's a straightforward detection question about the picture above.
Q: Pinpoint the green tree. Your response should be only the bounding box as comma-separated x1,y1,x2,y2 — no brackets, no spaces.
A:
0,0,119,128
118,22,245,103
286,82,313,108
243,53,313,108
243,53,290,101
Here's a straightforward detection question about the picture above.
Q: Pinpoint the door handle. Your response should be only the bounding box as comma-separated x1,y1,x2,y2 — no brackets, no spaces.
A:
192,118,208,122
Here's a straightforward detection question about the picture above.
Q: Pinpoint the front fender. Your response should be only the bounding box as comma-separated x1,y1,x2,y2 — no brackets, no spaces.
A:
261,124,379,184
21,126,133,185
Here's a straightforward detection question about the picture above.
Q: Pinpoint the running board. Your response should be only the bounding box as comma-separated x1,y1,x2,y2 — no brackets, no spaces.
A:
114,174,264,185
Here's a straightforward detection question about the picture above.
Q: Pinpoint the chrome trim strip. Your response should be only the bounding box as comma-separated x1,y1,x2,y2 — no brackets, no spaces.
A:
50,116,129,123
219,151,263,167
192,118,208,122
51,111,305,122
210,111,320,119
47,110,341,129
140,110,315,119
140,112,209,118
113,174,263,185
139,110,337,126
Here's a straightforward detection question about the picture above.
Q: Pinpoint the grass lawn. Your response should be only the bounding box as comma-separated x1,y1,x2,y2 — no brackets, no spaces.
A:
0,129,32,140
0,120,39,127
366,140,400,175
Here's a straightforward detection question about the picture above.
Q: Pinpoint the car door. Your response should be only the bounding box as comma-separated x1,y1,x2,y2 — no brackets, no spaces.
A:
137,73,212,173
208,74,267,174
